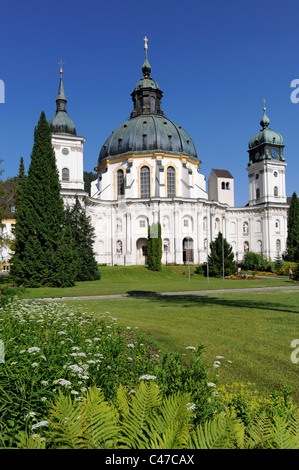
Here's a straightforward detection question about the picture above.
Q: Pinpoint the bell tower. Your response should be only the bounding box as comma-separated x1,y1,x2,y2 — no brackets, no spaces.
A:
49,64,86,203
247,101,287,206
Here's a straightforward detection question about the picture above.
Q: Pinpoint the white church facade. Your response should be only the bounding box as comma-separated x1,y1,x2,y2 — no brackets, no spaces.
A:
49,41,289,267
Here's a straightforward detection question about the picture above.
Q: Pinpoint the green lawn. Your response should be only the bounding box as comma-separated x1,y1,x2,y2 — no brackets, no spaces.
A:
63,289,299,405
17,266,299,405
19,265,293,298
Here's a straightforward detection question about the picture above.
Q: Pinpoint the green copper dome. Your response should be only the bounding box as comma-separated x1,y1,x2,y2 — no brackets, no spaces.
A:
98,114,197,162
98,39,197,163
248,107,283,149
49,71,77,136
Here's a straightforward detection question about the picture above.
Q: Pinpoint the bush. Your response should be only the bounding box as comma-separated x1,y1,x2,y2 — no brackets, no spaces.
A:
242,252,271,272
293,263,299,281
195,264,206,276
277,262,297,276
217,382,296,428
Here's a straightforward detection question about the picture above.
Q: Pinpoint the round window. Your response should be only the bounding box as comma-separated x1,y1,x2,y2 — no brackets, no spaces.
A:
62,148,69,155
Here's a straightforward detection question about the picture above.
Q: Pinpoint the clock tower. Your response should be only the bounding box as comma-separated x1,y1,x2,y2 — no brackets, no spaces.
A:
247,102,286,206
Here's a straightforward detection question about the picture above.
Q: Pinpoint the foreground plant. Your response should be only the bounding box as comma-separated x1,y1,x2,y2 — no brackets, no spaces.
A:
16,382,299,449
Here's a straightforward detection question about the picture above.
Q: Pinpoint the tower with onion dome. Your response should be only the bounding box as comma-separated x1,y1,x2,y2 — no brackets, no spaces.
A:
49,64,86,202
247,100,287,206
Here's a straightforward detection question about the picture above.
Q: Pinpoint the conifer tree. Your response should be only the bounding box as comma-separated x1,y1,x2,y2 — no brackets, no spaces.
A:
64,196,100,281
286,192,299,262
208,232,236,277
11,112,76,287
274,252,283,272
147,222,162,271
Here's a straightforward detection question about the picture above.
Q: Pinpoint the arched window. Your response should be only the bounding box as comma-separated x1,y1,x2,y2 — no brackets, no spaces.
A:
226,182,230,190
221,182,225,190
274,186,278,197
167,166,176,197
140,166,150,198
117,169,125,196
62,168,70,181
276,239,281,252
256,188,260,199
275,219,280,231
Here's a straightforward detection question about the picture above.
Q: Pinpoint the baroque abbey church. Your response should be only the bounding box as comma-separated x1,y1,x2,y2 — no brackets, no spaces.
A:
48,39,289,266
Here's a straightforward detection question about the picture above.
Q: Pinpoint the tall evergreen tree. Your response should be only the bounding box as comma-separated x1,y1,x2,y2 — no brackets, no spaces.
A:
64,196,100,281
83,171,97,196
147,222,162,271
286,192,299,262
11,111,76,287
208,232,236,277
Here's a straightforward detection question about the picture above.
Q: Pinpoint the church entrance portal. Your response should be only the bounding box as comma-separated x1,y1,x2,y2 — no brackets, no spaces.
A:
136,238,148,265
182,237,194,263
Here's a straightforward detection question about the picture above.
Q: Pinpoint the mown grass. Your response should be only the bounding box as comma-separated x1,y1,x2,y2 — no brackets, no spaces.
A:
64,289,299,405
18,265,293,299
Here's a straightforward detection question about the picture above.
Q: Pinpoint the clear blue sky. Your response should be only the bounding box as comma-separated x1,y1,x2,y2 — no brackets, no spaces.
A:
1,0,299,206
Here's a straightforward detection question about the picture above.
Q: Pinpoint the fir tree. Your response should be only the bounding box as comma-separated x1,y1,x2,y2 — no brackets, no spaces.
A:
286,192,299,262
274,252,283,272
207,232,236,277
11,111,76,287
64,196,100,281
147,222,162,271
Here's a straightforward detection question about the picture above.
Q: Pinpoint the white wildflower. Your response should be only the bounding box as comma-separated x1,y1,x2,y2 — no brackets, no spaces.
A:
54,379,72,387
186,346,196,351
127,344,135,348
207,382,216,387
31,421,49,430
139,375,157,381
27,347,40,354
186,403,196,411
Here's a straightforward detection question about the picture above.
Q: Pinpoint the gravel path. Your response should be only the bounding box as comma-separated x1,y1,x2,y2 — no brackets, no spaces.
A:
22,284,299,302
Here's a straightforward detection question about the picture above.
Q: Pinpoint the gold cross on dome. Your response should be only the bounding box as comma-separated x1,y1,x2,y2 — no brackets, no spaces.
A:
144,36,148,50
58,59,65,74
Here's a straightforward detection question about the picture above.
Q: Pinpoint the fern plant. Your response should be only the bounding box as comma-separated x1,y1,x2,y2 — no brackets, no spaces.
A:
15,383,299,450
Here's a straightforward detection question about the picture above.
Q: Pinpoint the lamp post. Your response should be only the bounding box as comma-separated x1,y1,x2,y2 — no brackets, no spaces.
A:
164,242,168,266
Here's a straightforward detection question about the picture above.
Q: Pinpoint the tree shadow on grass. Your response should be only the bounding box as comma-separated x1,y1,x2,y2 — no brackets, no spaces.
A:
126,290,299,315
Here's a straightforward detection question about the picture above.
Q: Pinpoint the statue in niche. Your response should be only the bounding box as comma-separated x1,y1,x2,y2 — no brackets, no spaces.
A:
116,219,122,231
116,240,122,254
162,216,169,229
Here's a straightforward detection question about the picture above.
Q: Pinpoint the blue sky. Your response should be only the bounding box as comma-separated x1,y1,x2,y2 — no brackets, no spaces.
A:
1,0,299,206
